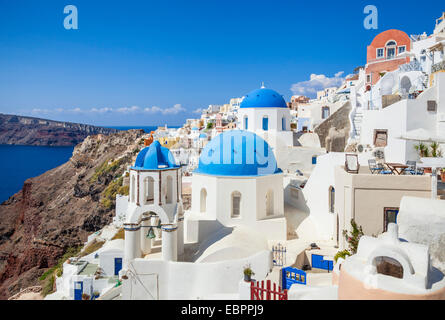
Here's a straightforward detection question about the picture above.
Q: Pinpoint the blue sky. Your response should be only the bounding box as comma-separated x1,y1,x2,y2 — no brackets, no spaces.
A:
0,0,443,126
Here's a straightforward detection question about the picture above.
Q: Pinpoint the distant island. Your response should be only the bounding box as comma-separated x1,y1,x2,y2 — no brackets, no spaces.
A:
0,114,118,146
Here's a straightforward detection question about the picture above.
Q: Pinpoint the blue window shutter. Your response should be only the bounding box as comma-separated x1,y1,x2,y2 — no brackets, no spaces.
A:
262,117,268,131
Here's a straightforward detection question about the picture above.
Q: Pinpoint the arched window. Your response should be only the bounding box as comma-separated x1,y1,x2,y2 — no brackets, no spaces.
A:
266,190,274,216
386,40,397,59
244,116,248,130
329,186,335,213
281,117,286,131
131,175,136,203
374,256,403,279
262,116,269,131
166,176,173,204
231,191,241,218
144,176,155,205
200,188,207,213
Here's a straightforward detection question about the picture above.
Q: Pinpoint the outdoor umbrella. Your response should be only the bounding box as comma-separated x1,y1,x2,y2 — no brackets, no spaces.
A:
396,128,445,143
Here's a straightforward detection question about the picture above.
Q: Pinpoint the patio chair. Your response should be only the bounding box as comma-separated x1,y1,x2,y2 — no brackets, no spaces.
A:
369,159,392,175
403,161,424,175
368,159,392,174
368,159,382,174
345,154,360,174
403,161,417,175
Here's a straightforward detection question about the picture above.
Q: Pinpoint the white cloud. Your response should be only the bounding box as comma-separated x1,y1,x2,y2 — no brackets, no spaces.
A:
290,72,345,97
27,103,187,117
144,104,185,115
193,108,204,114
91,107,113,113
70,107,82,113
117,106,141,114
162,104,185,115
144,106,163,113
31,108,50,114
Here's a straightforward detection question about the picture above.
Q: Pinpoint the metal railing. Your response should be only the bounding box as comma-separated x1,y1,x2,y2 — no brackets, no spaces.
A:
432,61,445,73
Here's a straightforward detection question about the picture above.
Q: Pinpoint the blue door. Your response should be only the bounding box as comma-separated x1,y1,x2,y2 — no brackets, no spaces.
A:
282,267,306,290
114,257,123,275
311,254,334,271
74,281,83,300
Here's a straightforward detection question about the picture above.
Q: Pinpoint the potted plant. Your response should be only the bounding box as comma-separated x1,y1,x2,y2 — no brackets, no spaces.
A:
243,264,255,282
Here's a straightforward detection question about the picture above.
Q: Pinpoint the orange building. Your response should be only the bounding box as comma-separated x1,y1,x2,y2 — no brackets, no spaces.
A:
144,132,155,146
365,29,411,86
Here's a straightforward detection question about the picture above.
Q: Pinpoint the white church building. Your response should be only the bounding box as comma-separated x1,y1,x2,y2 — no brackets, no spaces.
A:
237,85,294,169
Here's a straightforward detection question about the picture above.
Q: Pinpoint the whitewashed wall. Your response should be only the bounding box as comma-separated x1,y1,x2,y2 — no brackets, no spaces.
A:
122,250,272,300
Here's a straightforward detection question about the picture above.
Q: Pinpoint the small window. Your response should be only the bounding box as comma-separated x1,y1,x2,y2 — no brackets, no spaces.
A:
200,188,207,213
427,100,437,112
387,47,395,58
244,116,248,130
386,40,397,46
384,207,399,232
373,129,388,147
377,48,384,58
231,191,241,218
282,117,286,131
366,74,371,83
329,186,335,214
398,46,406,54
312,156,317,165
262,116,269,131
322,106,330,119
375,256,403,279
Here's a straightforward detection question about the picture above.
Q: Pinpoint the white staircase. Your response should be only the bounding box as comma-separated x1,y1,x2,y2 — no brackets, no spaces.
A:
352,107,364,138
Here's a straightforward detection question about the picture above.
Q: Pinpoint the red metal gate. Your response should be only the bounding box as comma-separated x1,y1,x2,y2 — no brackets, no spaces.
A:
250,280,288,300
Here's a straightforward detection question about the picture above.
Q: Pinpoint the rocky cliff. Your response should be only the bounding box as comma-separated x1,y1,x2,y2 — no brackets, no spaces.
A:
314,101,351,152
0,129,146,299
0,114,118,146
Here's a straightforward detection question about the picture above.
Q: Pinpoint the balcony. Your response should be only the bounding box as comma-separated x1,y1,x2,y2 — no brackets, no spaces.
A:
367,55,407,65
432,61,445,73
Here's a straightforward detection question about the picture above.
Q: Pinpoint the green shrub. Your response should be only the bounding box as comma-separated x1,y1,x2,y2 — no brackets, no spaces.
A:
90,159,123,183
39,246,82,281
100,176,125,209
117,185,129,196
111,228,125,240
42,275,55,296
334,250,351,263
342,219,364,254
79,239,105,258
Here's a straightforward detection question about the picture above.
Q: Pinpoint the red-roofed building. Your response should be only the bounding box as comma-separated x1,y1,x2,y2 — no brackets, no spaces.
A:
365,29,411,87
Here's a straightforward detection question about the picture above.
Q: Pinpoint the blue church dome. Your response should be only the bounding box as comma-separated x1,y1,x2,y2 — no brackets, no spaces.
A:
240,87,287,109
132,140,179,170
194,130,282,177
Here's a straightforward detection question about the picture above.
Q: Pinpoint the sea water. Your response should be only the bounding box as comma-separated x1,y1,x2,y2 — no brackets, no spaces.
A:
0,125,181,203
0,145,74,203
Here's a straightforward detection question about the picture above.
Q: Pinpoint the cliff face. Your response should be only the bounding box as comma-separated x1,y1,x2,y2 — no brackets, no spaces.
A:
0,129,145,299
0,114,118,146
